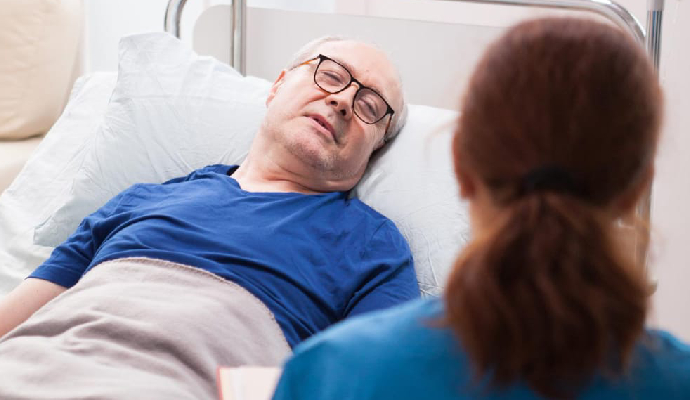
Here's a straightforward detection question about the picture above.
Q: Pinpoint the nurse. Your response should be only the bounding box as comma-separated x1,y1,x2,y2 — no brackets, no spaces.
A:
272,17,690,400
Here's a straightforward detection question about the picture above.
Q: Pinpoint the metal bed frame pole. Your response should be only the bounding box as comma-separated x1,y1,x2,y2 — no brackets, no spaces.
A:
164,0,187,40
232,0,247,75
636,0,664,276
440,0,645,42
164,0,246,74
646,0,664,70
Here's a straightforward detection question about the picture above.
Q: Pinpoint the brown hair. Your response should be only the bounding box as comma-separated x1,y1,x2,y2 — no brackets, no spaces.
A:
446,18,662,398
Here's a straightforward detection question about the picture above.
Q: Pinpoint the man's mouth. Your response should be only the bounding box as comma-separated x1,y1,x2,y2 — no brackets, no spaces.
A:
308,114,336,142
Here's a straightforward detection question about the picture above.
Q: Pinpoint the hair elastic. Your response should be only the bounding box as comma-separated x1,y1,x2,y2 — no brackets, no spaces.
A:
519,166,581,197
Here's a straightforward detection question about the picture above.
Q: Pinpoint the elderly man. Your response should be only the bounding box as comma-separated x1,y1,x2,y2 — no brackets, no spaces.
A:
0,37,420,399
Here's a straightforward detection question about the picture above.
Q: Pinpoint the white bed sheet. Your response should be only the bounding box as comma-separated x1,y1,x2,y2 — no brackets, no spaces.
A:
0,136,44,194
0,72,117,295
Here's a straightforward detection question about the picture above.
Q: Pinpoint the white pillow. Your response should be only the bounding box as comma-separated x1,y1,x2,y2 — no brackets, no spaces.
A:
353,108,470,296
0,72,117,295
34,33,271,245
34,32,471,295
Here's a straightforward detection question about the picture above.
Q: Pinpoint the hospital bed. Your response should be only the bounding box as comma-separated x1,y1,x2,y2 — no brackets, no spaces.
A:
0,1,664,394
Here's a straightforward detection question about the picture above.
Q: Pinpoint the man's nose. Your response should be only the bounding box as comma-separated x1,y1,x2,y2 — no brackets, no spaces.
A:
325,84,358,119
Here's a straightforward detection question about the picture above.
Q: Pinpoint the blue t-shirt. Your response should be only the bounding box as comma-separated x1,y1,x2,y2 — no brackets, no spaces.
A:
30,165,420,347
273,297,690,399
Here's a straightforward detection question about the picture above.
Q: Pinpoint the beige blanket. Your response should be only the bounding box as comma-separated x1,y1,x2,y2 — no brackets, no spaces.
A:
0,257,291,399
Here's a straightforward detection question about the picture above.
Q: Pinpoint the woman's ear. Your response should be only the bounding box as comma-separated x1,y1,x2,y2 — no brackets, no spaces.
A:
615,165,655,217
456,169,477,200
266,70,287,106
452,132,476,199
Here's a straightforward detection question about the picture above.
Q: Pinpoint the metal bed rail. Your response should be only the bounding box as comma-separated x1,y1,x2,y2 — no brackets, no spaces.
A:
164,0,246,74
163,0,663,74
163,0,665,269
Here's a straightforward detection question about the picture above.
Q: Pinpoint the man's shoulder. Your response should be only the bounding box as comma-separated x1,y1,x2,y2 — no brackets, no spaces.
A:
183,164,236,180
151,164,235,186
199,164,236,174
344,196,396,226
113,165,236,202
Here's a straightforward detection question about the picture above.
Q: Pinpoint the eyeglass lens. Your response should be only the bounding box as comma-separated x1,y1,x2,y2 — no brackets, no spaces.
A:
315,59,388,124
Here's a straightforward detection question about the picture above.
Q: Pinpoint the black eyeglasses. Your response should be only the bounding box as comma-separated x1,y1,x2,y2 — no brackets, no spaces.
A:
298,54,395,134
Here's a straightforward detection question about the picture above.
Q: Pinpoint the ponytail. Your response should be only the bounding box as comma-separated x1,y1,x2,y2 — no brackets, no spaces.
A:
445,193,649,399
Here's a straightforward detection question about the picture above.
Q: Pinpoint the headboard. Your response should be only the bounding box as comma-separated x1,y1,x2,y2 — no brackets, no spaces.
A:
163,0,661,108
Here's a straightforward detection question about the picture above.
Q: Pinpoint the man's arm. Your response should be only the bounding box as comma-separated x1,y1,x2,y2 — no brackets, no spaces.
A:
0,278,66,338
0,185,146,339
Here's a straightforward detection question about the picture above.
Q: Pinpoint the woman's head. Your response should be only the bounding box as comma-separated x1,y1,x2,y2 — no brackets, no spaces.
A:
454,17,661,218
446,17,662,399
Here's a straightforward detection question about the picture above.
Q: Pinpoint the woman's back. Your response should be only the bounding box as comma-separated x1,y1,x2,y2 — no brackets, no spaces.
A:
273,298,690,399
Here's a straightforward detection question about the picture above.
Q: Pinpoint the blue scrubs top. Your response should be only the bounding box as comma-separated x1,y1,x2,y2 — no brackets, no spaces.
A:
273,297,690,399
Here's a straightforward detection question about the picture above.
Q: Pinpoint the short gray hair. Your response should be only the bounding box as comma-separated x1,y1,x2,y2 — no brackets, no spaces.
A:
285,36,408,143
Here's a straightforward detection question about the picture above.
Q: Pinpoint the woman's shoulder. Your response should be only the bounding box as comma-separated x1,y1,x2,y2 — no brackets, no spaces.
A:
643,328,690,356
272,298,470,399
630,329,690,388
287,297,464,370
309,297,453,350
573,329,690,399
291,297,468,375
275,299,690,400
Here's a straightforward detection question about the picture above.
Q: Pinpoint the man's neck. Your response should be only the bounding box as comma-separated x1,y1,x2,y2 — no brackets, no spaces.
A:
235,129,363,194
232,156,334,194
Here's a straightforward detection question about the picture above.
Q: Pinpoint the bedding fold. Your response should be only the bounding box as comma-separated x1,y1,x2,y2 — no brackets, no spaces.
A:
0,257,291,399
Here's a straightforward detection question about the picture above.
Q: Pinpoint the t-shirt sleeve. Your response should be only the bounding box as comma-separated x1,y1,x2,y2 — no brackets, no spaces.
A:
29,166,233,289
344,221,420,318
28,188,137,288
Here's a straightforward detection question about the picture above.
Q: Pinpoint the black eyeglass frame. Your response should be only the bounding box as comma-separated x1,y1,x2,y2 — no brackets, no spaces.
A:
298,54,395,135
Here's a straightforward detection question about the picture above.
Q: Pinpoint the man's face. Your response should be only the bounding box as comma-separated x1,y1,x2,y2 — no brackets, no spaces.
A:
261,40,402,189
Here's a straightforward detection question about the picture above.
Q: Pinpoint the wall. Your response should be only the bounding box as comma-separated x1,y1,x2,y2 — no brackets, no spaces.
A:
82,0,690,340
645,0,690,338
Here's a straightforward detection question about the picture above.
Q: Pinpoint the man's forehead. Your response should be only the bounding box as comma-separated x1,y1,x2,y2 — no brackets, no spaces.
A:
314,41,401,106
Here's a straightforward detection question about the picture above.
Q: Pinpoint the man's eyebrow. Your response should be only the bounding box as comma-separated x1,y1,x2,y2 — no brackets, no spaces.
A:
330,55,389,99
329,56,356,75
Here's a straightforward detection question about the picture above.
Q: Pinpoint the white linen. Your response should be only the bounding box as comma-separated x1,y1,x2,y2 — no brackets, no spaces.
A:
0,136,44,194
34,33,270,247
353,107,470,296
0,72,117,295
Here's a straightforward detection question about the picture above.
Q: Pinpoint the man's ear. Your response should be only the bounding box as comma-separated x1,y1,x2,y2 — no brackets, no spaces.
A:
266,70,287,106
373,137,386,151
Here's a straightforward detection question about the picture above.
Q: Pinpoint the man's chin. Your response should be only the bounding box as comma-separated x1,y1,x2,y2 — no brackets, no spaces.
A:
285,148,365,191
285,141,336,172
